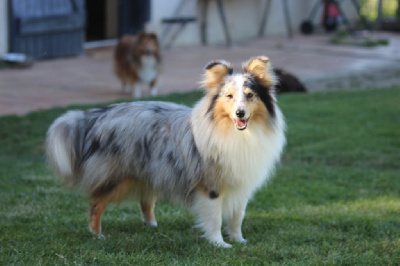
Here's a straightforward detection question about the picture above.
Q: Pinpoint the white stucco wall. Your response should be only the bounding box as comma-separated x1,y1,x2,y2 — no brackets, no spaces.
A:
146,0,201,46
0,0,8,54
147,0,358,47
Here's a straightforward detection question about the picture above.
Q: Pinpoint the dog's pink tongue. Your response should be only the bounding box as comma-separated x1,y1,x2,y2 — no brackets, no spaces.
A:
236,119,246,128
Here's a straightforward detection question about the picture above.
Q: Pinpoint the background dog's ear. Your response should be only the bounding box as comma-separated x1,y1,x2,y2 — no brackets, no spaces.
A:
243,56,276,87
148,32,159,44
137,31,146,40
202,61,233,90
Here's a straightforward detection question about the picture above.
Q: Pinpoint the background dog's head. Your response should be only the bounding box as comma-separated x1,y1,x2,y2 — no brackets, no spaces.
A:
136,32,160,61
202,56,277,131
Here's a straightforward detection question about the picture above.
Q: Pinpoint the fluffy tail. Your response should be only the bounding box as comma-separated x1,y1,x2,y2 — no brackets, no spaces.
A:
46,110,84,185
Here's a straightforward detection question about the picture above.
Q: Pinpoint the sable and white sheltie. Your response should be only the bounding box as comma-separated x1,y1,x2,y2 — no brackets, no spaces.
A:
114,32,161,98
46,56,286,248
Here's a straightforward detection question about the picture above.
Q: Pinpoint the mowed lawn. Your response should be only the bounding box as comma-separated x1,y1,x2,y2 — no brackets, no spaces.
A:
0,88,399,265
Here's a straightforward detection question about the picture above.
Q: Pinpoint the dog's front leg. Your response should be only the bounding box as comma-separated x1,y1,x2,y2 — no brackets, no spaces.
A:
227,200,248,244
121,80,128,93
149,79,158,97
192,192,231,248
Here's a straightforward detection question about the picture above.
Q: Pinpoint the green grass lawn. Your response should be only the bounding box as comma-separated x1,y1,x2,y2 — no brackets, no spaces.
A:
1,88,399,265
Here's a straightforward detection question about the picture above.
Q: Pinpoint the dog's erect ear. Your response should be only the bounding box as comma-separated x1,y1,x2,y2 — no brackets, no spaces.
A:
137,31,146,40
203,60,233,89
243,56,276,87
148,32,159,44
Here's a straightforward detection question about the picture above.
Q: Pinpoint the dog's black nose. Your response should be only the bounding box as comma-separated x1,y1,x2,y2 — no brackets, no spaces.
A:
209,190,219,199
236,109,245,118
145,49,154,56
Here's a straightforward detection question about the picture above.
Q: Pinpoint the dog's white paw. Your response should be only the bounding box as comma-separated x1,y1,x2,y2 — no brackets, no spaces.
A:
150,87,158,97
230,236,247,244
96,233,106,240
207,235,232,248
133,84,142,98
88,225,101,235
211,240,232,248
142,216,158,227
145,220,158,227
89,227,106,239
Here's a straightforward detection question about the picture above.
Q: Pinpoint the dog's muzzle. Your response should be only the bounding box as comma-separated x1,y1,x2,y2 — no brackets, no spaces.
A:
144,49,155,56
235,109,248,130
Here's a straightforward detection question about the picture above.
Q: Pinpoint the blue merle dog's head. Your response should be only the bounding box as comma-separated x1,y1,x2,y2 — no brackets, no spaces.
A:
202,56,277,132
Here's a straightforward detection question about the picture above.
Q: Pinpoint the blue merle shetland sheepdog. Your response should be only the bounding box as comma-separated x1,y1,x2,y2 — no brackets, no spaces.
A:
46,56,286,248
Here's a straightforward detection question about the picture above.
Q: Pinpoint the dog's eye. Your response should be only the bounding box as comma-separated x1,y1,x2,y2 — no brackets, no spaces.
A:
226,94,233,99
246,93,254,99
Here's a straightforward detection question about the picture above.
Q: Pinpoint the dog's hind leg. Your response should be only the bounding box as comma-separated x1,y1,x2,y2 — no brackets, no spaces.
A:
89,198,110,235
89,179,135,235
140,193,158,227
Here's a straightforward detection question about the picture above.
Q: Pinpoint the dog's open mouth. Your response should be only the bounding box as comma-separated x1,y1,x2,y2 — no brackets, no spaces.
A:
235,119,248,130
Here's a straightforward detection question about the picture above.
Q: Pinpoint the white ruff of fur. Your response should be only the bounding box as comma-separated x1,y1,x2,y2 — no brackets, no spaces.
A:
139,56,158,85
191,96,286,220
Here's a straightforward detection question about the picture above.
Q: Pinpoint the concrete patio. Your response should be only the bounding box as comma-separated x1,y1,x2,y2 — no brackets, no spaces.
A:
0,32,399,116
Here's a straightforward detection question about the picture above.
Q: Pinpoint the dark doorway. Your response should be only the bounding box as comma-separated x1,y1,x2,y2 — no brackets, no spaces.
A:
85,0,151,42
119,0,151,36
85,0,106,41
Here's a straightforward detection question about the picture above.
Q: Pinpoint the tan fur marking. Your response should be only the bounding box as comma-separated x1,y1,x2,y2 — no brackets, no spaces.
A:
203,63,231,90
213,97,235,135
140,195,157,224
243,56,275,87
89,179,135,234
89,200,109,234
150,78,158,88
243,88,255,100
250,99,270,126
196,184,217,199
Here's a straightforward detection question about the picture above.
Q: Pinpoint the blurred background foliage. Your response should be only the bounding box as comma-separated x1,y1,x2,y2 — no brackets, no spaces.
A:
359,0,399,21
